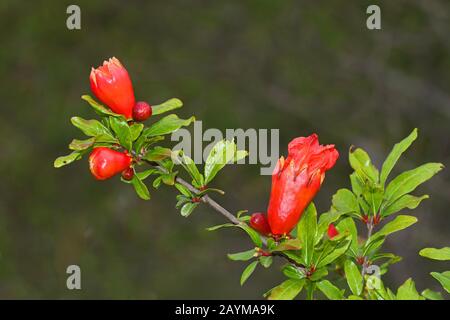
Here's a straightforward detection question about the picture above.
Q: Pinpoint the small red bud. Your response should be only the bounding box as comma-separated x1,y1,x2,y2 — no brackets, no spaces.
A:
132,101,152,122
327,224,339,238
121,167,134,181
356,256,365,265
373,214,381,225
249,212,272,236
361,215,369,224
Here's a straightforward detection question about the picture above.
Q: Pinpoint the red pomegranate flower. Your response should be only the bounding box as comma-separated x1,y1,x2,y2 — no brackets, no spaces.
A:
267,134,339,236
90,57,136,119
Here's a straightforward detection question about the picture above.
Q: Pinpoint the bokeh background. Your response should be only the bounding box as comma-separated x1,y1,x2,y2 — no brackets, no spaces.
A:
0,0,449,299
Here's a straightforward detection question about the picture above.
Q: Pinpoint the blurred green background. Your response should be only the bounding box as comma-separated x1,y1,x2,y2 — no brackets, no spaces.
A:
0,0,449,299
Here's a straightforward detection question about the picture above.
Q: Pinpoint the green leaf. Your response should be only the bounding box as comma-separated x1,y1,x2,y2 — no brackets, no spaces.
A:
240,261,258,286
69,137,96,151
317,209,344,239
142,114,195,137
370,215,417,240
298,203,317,266
336,217,358,254
316,280,344,300
109,117,132,151
396,278,423,300
135,169,157,180
348,295,363,300
384,163,443,206
421,289,443,300
309,267,329,281
431,271,450,293
239,223,262,247
227,249,256,261
270,239,302,252
344,260,363,296
380,128,418,186
267,279,305,300
130,123,144,141
174,151,204,187
419,247,450,261
180,202,199,217
161,172,177,185
282,265,306,280
54,151,82,168
81,95,122,117
131,175,150,200
382,194,429,217
349,147,379,183
316,238,351,268
134,135,165,153
151,98,183,115
174,183,192,197
204,140,238,185
142,147,172,162
331,189,360,216
71,117,112,137
259,256,273,268
205,223,235,231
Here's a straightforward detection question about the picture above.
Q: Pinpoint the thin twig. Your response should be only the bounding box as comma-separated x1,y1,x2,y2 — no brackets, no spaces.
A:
144,160,305,268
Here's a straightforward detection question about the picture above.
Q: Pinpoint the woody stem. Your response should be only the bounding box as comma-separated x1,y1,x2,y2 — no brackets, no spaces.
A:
144,160,306,269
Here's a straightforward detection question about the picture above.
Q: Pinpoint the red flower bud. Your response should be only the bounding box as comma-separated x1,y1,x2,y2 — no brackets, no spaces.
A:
90,57,135,119
327,224,339,238
89,147,132,180
132,101,152,122
268,134,339,236
250,212,272,236
121,167,134,181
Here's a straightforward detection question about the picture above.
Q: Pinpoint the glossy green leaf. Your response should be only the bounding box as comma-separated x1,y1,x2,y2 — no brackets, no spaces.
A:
131,175,150,200
240,261,258,286
180,202,198,217
349,147,379,183
384,163,443,206
380,128,418,186
267,279,305,300
370,215,417,240
317,280,344,300
205,223,236,231
204,140,238,184
239,223,262,247
142,114,195,137
142,147,172,162
81,95,122,117
316,238,351,268
298,203,317,266
69,137,96,151
396,278,423,300
151,98,183,115
331,188,360,215
54,151,82,168
259,256,273,268
282,265,306,280
135,169,157,180
110,117,132,150
71,117,112,137
174,151,204,186
345,260,363,296
419,247,450,261
130,123,144,141
174,183,192,197
421,289,443,300
227,249,256,261
431,271,450,293
336,217,358,253
382,194,429,217
309,267,328,281
270,239,302,252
